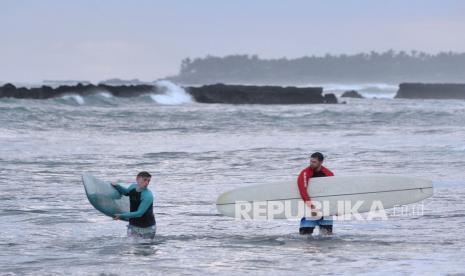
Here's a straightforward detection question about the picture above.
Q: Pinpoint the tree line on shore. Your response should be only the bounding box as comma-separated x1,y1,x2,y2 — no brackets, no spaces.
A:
170,50,465,84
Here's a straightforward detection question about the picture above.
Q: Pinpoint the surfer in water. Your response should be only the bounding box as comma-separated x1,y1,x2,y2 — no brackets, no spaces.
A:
298,152,334,235
111,171,156,239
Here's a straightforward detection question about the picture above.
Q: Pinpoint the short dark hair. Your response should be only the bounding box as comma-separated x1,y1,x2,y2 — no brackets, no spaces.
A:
310,152,324,162
137,171,152,178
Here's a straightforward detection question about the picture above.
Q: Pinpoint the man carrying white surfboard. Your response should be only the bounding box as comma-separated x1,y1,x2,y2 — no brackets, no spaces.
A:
298,152,334,235
111,171,156,239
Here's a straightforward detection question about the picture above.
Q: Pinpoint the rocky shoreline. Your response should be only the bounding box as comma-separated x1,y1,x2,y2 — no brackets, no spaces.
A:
0,83,337,104
5,81,465,103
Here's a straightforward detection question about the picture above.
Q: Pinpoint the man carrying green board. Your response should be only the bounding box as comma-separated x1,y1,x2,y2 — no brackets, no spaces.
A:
297,152,334,235
111,171,156,239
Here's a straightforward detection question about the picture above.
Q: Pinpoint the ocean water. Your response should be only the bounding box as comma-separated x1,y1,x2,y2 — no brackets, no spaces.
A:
1,86,465,275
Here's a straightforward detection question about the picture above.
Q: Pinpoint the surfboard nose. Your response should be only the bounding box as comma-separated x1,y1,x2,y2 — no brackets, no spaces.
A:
216,191,233,206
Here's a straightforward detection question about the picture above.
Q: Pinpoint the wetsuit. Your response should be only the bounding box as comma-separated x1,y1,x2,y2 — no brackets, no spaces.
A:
114,183,156,238
298,166,334,235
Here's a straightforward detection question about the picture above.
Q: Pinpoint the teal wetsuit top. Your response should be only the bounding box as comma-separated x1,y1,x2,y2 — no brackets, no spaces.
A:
114,184,155,226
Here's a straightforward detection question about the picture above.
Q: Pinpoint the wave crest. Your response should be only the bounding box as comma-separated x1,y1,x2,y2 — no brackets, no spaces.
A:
151,80,192,105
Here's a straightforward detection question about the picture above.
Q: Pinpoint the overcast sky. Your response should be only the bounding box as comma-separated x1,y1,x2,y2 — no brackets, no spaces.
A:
1,0,464,82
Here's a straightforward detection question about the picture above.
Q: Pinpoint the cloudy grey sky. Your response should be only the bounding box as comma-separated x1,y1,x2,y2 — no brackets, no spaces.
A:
1,0,464,82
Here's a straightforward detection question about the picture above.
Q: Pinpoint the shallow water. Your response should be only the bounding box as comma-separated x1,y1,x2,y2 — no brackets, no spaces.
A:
1,95,464,275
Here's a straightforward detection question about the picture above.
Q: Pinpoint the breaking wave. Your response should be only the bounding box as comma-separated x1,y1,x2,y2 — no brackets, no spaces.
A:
151,80,193,105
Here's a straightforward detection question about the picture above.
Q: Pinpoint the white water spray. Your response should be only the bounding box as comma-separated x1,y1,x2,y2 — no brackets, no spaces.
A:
151,80,192,105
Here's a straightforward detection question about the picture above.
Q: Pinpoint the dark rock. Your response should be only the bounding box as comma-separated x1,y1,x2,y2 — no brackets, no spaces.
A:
395,83,465,99
341,90,364,98
323,93,338,104
0,83,160,99
0,83,16,98
3,83,16,90
99,84,156,97
187,83,332,104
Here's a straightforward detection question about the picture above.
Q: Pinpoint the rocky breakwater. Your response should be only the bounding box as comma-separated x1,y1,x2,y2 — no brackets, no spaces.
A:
395,83,465,99
0,83,158,99
186,83,337,104
0,82,338,104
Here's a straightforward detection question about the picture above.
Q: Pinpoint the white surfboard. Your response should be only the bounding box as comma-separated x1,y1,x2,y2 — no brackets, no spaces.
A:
82,173,130,220
216,175,433,220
